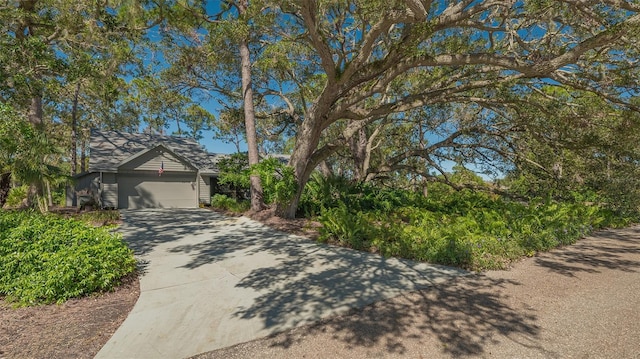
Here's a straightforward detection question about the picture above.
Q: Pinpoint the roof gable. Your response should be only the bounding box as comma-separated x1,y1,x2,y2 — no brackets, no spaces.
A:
89,130,220,173
118,144,197,171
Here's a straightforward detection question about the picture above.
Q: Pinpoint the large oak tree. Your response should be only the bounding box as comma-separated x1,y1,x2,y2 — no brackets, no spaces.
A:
268,0,640,217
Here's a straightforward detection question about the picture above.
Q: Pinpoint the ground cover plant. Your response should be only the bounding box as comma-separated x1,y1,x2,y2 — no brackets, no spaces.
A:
215,156,638,271
210,194,250,213
75,209,122,226
299,174,637,271
0,210,136,306
3,185,28,208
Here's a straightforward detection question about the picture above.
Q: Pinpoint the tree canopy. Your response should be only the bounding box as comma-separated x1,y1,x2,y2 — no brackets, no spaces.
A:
260,0,640,217
2,0,640,217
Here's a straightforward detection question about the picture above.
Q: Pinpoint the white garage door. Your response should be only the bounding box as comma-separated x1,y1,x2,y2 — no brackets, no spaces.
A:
118,173,197,209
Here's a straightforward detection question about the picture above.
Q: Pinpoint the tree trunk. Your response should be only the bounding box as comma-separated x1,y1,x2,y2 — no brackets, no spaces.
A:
28,97,44,127
349,127,368,181
71,82,80,175
275,80,341,218
318,160,333,177
46,179,53,207
71,92,79,176
26,183,38,210
277,112,325,218
238,0,264,212
26,96,44,209
80,137,87,173
0,172,11,208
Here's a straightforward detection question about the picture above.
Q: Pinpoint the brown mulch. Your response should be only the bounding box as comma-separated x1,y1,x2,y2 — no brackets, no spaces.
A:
208,206,322,240
246,207,322,240
0,275,140,359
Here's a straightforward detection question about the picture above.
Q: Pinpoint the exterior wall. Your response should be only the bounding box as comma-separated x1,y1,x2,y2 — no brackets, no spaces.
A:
66,186,74,207
76,172,100,192
119,147,195,172
68,172,100,207
101,172,118,208
199,175,211,205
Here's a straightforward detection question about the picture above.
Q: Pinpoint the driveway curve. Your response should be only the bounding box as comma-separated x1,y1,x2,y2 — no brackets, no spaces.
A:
195,225,640,359
95,209,465,359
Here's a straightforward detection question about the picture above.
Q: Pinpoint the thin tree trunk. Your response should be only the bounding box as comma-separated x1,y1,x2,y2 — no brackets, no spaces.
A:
319,160,333,178
19,1,47,210
234,134,241,153
349,126,368,181
71,82,80,175
27,184,39,210
238,0,264,212
46,179,53,208
25,96,44,208
80,137,87,173
28,97,44,126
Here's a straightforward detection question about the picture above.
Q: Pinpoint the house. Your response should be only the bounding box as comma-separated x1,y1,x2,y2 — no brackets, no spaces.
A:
69,130,225,209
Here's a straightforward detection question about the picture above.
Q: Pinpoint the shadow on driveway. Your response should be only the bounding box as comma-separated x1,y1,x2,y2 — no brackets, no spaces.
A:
98,209,552,358
534,226,640,277
120,209,225,256
111,209,542,358
192,224,640,359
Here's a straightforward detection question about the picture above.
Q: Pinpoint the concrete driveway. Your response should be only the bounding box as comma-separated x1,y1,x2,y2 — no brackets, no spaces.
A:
95,209,466,359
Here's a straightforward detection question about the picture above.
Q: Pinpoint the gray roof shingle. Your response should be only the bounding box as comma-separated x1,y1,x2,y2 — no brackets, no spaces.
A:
89,130,223,173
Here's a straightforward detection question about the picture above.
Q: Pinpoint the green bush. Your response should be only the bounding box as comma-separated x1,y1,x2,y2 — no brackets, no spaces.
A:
0,210,136,306
315,183,638,271
210,194,250,213
300,173,427,217
251,157,297,205
52,187,66,207
217,152,251,200
318,203,369,248
5,185,28,207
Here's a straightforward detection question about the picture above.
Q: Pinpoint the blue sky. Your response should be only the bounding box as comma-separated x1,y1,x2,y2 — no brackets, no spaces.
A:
141,1,244,154
204,131,247,153
155,1,500,179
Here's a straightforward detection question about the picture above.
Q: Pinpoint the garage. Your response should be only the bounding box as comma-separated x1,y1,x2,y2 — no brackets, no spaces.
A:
117,172,197,209
72,131,219,210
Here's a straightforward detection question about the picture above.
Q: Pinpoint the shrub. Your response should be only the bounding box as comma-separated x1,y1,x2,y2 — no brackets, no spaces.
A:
5,185,28,207
210,194,250,213
318,203,369,248
251,157,297,205
0,210,136,306
217,152,250,200
300,174,427,217
314,181,638,271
